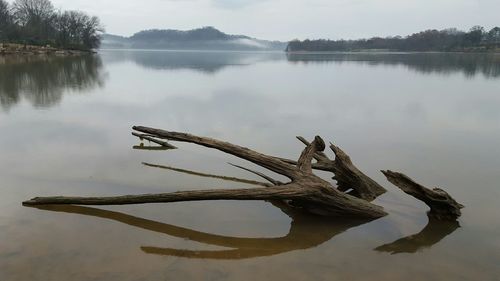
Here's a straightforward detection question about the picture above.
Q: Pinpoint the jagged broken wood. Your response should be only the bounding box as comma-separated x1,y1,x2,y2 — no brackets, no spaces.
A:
280,136,386,201
23,126,463,221
382,170,464,220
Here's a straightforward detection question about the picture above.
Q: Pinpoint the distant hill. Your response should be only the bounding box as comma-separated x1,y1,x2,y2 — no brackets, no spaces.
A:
101,27,286,51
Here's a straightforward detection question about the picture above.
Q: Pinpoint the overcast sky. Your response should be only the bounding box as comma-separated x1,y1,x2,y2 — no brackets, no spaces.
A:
40,0,500,41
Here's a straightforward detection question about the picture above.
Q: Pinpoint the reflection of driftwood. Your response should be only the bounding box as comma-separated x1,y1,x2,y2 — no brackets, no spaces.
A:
382,171,464,220
132,132,177,149
228,162,283,186
29,203,371,259
376,171,462,254
27,163,465,256
23,127,388,218
133,145,170,151
375,215,460,254
142,162,273,187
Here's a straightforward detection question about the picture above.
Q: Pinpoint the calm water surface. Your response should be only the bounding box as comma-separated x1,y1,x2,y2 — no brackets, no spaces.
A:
1,51,499,280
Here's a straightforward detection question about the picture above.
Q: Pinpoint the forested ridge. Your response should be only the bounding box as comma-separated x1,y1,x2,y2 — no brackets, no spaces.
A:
101,27,286,51
0,0,103,50
286,26,500,52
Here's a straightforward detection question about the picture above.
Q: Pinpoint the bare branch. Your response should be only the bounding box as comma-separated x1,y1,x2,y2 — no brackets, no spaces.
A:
297,136,326,173
296,136,330,162
133,126,300,180
22,185,308,206
382,170,463,220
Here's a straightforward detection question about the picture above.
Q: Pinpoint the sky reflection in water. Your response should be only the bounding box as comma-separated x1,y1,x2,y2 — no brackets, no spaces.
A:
0,51,499,280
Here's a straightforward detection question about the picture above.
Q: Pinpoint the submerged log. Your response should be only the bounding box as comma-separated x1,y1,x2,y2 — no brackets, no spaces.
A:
23,127,388,219
382,170,464,220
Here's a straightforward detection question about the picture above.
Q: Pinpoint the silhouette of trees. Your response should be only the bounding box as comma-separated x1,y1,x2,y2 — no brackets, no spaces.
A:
0,0,13,40
487,27,500,44
0,0,102,50
286,26,500,52
54,11,102,49
463,25,485,46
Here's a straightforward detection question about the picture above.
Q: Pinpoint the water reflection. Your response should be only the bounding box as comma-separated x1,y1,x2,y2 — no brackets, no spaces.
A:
101,50,500,78
287,53,500,78
132,144,171,151
0,49,497,279
375,216,460,254
30,203,372,260
142,162,273,187
25,160,462,259
0,54,106,110
102,50,283,73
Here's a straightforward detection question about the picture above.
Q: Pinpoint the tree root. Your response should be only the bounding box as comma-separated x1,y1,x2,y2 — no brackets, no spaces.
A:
23,126,463,221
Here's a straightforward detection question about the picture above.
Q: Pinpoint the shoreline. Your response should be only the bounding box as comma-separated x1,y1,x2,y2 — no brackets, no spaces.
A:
285,49,500,55
0,43,95,56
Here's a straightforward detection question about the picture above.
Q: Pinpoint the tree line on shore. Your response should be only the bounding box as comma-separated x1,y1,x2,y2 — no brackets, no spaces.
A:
0,0,103,50
286,26,500,52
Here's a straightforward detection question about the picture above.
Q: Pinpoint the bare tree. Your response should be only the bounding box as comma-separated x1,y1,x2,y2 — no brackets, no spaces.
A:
54,10,103,49
487,27,500,44
11,0,54,26
81,15,102,49
0,0,12,40
11,0,55,42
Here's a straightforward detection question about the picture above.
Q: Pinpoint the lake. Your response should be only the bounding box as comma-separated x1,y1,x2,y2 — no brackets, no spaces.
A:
1,50,499,280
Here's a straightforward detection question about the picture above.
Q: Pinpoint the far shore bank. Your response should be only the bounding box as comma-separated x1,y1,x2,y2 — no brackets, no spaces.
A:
0,43,95,56
285,49,500,54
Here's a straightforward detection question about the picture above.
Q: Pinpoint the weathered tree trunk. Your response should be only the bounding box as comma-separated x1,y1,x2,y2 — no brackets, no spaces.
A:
23,127,388,219
382,170,464,220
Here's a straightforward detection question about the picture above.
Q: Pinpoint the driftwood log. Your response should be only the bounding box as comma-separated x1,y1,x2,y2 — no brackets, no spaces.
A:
382,170,464,220
23,126,463,222
23,127,387,218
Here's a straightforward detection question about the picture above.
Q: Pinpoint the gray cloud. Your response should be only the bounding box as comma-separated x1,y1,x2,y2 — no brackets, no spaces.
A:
19,0,500,41
211,0,269,9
